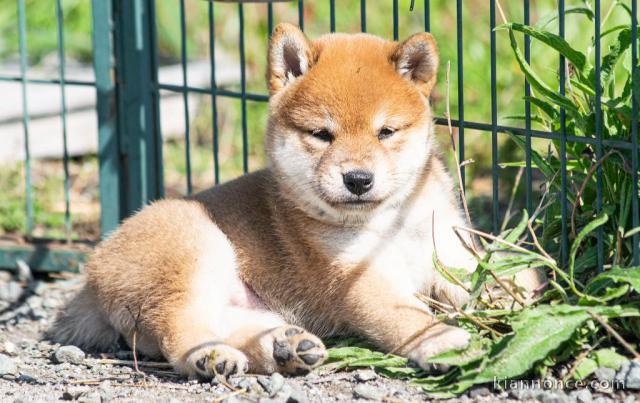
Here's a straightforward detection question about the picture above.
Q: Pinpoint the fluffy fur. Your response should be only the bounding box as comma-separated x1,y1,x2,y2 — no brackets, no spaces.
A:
50,25,543,377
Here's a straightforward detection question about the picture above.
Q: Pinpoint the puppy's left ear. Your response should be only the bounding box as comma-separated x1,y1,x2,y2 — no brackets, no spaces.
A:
391,33,439,97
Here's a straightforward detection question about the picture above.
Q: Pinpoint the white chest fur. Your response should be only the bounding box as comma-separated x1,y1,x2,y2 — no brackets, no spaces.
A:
320,188,475,298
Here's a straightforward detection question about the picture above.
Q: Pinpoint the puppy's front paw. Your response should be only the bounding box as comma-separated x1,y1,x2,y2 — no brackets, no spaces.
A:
272,325,327,376
407,324,470,373
188,343,249,379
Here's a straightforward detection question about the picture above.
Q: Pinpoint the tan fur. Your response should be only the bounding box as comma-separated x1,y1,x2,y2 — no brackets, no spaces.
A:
51,25,543,377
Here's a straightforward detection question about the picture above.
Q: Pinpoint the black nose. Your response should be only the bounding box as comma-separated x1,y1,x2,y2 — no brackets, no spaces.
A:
343,170,374,196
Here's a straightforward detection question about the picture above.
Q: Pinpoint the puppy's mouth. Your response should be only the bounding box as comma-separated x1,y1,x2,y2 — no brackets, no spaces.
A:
329,198,382,209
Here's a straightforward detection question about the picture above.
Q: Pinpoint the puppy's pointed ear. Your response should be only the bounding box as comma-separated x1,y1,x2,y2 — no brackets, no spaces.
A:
268,23,314,95
391,33,439,97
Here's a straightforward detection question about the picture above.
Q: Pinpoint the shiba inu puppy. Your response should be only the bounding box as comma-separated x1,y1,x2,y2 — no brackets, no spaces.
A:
51,24,540,378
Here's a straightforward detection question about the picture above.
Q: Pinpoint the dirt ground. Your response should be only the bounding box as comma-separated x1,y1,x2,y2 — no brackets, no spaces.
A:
0,270,637,403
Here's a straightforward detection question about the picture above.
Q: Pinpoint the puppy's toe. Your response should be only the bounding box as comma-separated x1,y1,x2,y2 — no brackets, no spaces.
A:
407,324,470,373
189,344,248,379
272,325,327,375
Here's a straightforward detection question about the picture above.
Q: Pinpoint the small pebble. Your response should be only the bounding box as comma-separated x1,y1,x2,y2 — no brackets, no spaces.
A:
468,386,491,398
354,369,377,382
53,345,86,365
541,391,573,403
569,388,592,403
258,373,285,397
616,361,640,389
0,354,17,376
78,391,102,403
353,384,384,400
287,384,310,403
62,386,88,400
595,367,616,382
2,341,17,356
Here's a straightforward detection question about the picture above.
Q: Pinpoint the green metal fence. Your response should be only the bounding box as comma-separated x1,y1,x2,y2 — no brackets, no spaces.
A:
0,0,638,273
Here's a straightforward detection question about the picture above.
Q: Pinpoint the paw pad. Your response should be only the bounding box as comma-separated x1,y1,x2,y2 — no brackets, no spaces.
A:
272,326,327,376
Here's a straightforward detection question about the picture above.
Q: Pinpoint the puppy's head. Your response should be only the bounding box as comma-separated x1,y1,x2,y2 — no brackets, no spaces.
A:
266,24,439,223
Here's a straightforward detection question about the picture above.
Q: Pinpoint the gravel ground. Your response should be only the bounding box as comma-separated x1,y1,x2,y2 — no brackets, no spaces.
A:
0,270,638,403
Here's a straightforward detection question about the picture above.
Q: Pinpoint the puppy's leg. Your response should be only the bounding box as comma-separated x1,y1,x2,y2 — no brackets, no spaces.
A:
165,304,327,377
340,271,469,371
220,308,327,375
158,227,326,377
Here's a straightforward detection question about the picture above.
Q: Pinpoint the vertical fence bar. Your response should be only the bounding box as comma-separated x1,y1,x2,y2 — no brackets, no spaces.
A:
424,0,430,32
632,0,639,265
594,0,604,271
558,0,569,267
490,0,499,234
179,0,192,194
55,0,72,241
17,0,33,235
329,0,335,32
93,0,122,237
524,0,533,216
456,0,465,187
268,3,273,35
360,0,366,32
208,1,220,185
113,0,164,215
298,0,304,31
148,0,164,199
393,0,399,41
239,3,248,174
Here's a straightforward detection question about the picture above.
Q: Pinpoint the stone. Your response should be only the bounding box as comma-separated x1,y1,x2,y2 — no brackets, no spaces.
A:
2,341,17,356
595,367,616,382
353,384,384,401
616,361,640,389
53,345,86,365
569,388,592,403
62,386,88,400
258,373,285,397
468,386,491,398
0,281,22,303
0,354,17,376
287,384,310,403
592,398,614,403
354,369,377,382
78,392,102,403
541,391,573,403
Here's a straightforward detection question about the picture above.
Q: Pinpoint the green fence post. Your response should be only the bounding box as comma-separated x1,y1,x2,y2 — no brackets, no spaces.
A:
113,0,164,217
92,0,122,238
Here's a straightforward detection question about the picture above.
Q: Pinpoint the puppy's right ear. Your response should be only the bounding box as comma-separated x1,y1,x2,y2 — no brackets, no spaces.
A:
268,23,314,95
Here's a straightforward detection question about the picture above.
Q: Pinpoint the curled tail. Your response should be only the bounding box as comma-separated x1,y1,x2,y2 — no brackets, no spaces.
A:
48,284,120,352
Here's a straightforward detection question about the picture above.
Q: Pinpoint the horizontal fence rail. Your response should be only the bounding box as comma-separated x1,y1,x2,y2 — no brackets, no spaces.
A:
0,0,638,274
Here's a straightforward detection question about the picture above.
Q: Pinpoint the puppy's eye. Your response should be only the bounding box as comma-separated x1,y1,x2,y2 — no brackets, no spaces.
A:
310,129,334,143
378,127,396,140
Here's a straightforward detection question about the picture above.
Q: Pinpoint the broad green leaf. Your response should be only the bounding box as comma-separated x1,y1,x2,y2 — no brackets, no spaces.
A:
574,348,628,380
535,6,594,30
600,28,634,87
457,305,591,385
586,266,640,296
498,23,587,72
425,337,491,367
574,357,598,380
524,96,559,120
502,28,581,115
